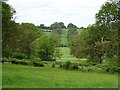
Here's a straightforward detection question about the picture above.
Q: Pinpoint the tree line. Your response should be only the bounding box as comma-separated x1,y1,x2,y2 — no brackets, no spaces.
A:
2,0,120,72
2,1,62,61
68,0,119,67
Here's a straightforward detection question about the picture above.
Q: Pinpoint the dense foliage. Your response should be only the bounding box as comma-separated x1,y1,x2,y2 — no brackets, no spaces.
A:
2,1,43,59
69,1,119,67
34,34,61,61
2,1,119,73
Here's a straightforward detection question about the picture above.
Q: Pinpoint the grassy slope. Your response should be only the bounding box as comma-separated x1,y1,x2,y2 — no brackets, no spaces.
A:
2,63,118,88
60,29,68,46
58,28,86,62
58,47,78,62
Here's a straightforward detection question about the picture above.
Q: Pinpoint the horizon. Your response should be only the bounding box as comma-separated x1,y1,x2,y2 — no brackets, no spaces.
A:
7,0,106,28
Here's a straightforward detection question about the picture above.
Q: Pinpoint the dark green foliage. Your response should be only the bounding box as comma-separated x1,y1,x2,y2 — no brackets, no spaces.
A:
70,63,78,70
11,49,27,59
33,62,44,67
50,22,62,37
60,64,62,68
11,60,30,65
2,1,43,58
68,1,119,66
67,23,78,40
67,23,77,29
63,61,71,70
39,24,45,29
67,27,78,40
52,63,55,68
58,22,66,28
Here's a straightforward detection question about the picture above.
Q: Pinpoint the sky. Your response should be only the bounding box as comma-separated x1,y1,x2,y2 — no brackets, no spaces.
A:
7,0,107,27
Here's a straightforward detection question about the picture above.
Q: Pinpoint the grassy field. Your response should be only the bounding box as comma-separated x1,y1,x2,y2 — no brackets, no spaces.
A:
61,29,68,46
2,63,118,88
58,47,78,62
77,28,84,34
2,28,118,88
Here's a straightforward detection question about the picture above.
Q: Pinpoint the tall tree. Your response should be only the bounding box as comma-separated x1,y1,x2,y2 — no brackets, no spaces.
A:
2,1,16,57
50,22,62,36
58,22,66,28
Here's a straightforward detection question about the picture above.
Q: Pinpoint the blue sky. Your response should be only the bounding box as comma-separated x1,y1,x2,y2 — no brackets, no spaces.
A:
7,0,107,27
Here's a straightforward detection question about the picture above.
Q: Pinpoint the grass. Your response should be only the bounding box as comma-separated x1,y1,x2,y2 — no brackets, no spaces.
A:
0,63,2,89
2,28,118,88
43,31,52,36
2,63,118,88
58,47,78,62
61,29,68,46
77,28,84,34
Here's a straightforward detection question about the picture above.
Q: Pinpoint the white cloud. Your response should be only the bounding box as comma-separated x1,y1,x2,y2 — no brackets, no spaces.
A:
7,0,107,27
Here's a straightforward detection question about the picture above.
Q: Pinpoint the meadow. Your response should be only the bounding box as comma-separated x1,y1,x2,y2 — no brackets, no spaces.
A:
2,63,118,88
2,28,119,88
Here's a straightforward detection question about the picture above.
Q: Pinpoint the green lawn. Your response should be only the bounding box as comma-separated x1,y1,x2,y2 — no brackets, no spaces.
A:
2,63,118,88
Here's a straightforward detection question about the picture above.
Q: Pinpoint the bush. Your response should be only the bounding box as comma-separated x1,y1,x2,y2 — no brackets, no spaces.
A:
52,63,55,68
33,62,44,67
55,60,62,65
2,57,12,63
60,64,62,68
11,52,27,59
10,58,31,66
63,61,71,70
32,58,42,63
69,63,78,70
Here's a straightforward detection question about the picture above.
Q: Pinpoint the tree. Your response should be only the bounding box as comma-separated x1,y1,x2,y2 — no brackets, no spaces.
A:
19,23,43,58
58,22,66,28
2,1,16,57
69,1,119,64
67,23,78,41
67,27,78,40
50,22,62,36
95,1,119,63
39,24,45,29
67,23,77,29
68,29,90,58
34,34,61,61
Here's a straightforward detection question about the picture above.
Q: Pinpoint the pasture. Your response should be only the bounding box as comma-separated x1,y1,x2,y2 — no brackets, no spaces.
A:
2,63,118,88
58,47,78,62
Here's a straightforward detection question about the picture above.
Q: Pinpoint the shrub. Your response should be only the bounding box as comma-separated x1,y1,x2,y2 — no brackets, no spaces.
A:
20,60,31,65
10,58,31,66
60,64,62,68
11,52,27,59
55,60,62,65
52,63,55,68
69,63,78,70
32,58,42,63
2,57,12,63
33,62,44,67
63,61,71,70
